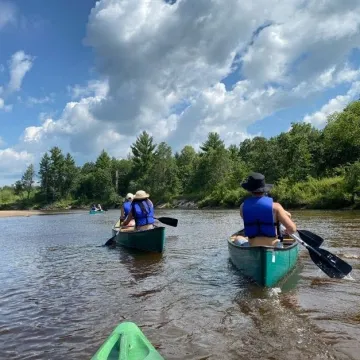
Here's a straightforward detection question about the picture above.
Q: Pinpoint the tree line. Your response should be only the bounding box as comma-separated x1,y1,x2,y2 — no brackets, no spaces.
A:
1,100,360,210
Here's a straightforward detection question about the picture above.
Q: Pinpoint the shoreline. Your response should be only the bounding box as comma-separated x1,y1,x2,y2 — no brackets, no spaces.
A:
0,210,82,218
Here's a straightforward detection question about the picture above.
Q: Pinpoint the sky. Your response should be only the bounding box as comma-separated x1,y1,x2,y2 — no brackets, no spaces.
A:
1,0,360,185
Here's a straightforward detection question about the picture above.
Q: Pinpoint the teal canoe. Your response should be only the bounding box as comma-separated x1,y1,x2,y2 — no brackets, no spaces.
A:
90,210,105,214
112,221,165,253
228,229,299,287
91,322,164,360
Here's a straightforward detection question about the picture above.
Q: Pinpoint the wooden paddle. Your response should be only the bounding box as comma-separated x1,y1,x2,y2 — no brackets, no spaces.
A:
282,225,352,279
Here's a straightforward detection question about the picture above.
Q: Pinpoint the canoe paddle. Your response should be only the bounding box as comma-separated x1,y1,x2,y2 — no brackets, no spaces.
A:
297,229,324,248
155,217,178,227
281,225,352,279
104,231,119,247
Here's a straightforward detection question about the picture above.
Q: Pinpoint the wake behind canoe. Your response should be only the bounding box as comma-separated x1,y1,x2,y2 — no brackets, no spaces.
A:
91,322,164,360
228,230,299,287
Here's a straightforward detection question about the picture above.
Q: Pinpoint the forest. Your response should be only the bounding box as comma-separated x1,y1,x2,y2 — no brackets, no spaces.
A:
1,100,360,210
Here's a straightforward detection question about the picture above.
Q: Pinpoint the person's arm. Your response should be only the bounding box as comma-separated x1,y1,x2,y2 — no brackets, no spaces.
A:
239,203,244,219
274,203,296,234
122,211,133,226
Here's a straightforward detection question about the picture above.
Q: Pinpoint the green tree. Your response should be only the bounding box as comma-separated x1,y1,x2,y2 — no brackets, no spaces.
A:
322,102,360,170
21,164,35,199
176,145,198,193
148,142,180,201
49,147,65,200
111,158,133,195
38,153,52,201
62,153,78,197
344,161,360,204
14,180,24,197
200,132,225,154
131,131,156,176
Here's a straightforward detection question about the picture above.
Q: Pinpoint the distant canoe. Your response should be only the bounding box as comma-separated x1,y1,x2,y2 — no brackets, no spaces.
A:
89,210,105,214
91,321,164,360
228,229,299,287
112,221,165,253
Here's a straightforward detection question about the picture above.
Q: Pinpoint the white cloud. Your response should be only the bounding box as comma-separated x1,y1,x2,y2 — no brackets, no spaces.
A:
8,51,34,93
82,0,360,144
27,94,54,106
0,97,12,112
0,1,16,30
3,0,360,177
303,81,360,127
68,80,109,100
0,148,34,185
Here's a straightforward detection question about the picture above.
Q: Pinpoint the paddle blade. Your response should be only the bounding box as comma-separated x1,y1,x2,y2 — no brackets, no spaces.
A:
104,235,116,247
156,217,178,227
308,247,352,279
298,230,324,248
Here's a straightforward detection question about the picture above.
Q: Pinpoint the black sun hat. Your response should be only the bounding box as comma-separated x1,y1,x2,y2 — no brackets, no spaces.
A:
241,172,273,193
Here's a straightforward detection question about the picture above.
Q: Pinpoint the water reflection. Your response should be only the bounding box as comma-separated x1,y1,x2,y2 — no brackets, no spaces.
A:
117,246,164,282
0,209,360,359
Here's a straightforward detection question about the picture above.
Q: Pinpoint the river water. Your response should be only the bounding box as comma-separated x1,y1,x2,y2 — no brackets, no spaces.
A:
0,209,359,360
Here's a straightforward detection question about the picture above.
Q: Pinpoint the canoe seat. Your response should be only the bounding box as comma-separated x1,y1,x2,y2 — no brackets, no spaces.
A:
230,232,295,247
120,227,135,232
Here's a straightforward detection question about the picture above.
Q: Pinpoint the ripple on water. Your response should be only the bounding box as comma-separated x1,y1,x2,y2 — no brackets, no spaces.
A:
0,209,360,359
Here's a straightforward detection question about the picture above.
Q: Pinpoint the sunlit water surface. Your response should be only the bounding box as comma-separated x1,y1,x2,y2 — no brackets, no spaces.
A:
1,209,359,359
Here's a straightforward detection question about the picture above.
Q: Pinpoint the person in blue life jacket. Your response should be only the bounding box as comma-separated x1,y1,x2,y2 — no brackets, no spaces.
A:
236,172,296,247
122,190,155,231
91,204,98,211
120,193,135,226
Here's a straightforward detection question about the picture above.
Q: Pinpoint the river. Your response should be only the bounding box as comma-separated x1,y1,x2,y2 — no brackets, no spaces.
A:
0,209,359,359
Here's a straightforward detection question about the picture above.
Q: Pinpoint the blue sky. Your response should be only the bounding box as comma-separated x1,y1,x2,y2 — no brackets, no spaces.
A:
0,0,96,145
0,0,360,185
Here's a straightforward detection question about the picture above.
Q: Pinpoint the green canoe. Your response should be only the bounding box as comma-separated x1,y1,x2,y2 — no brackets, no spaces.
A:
112,221,165,253
228,229,299,287
90,210,105,214
91,322,164,360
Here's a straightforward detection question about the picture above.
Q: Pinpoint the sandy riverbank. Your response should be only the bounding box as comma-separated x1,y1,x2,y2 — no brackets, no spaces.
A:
0,210,79,218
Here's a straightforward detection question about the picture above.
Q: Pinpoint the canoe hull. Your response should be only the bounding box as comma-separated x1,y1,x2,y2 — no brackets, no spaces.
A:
112,226,165,253
91,321,164,360
228,235,299,287
89,210,105,214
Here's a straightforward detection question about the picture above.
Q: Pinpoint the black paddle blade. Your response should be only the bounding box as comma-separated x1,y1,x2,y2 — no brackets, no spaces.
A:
156,217,178,227
298,230,324,248
104,235,116,247
308,247,352,279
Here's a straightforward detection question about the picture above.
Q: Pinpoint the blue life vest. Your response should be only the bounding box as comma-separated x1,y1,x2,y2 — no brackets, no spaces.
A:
123,201,131,218
243,196,277,238
131,200,155,227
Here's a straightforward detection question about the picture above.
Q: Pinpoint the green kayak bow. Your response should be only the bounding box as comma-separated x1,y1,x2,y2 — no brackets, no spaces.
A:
91,322,164,360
